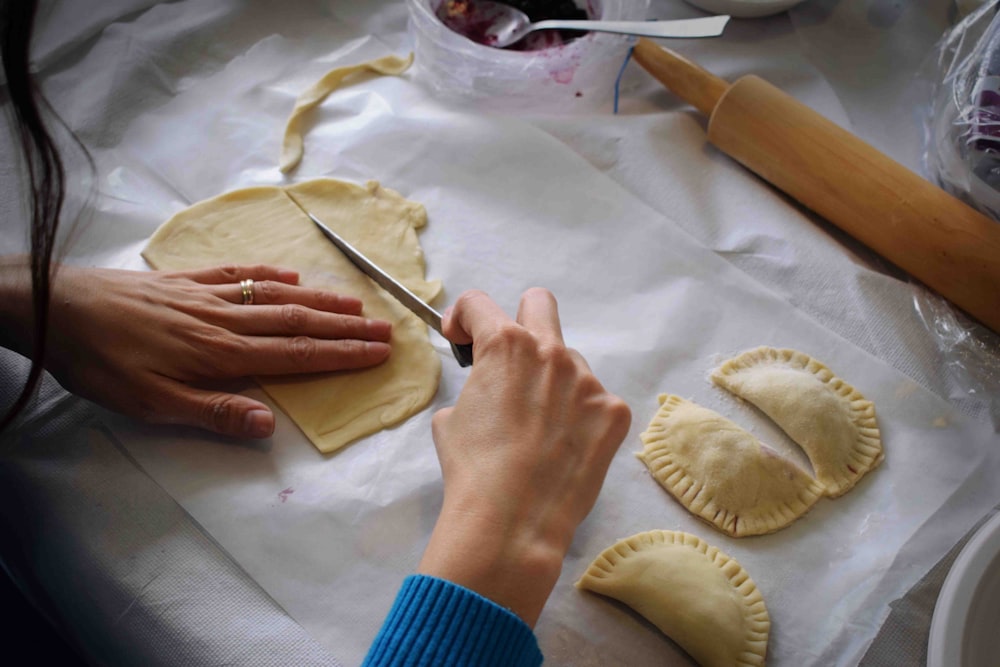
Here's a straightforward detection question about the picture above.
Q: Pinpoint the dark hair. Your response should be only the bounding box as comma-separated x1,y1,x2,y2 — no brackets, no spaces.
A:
1,0,67,429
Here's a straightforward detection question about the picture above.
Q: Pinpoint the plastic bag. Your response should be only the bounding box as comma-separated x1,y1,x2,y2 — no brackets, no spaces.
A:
924,0,1000,219
920,0,1000,429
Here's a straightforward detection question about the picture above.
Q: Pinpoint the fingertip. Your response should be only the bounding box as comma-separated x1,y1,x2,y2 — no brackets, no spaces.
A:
367,318,392,342
242,408,275,438
367,341,392,362
339,295,364,315
277,269,300,285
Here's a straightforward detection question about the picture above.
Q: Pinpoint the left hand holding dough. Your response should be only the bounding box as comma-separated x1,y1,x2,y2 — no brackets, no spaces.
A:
143,178,441,452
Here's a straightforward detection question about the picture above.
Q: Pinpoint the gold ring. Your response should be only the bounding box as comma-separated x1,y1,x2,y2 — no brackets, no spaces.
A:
240,278,255,305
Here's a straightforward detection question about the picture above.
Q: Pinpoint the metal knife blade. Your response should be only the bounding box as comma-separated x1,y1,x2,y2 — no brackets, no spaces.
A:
307,211,473,367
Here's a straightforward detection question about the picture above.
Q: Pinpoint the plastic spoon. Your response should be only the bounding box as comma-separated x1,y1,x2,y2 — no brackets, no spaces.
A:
440,1,730,48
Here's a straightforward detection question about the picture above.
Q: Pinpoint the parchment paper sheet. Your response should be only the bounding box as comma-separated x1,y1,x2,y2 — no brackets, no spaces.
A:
14,1,1000,665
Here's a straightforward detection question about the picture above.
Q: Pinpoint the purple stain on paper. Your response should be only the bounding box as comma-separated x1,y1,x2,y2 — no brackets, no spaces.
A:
278,487,294,503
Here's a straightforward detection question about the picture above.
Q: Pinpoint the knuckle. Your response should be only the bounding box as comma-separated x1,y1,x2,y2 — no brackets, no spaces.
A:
257,279,280,304
480,322,531,354
316,289,340,309
454,289,490,313
536,340,571,366
217,264,240,280
576,372,605,396
337,339,368,357
202,395,240,432
604,395,633,430
280,303,309,332
286,335,317,364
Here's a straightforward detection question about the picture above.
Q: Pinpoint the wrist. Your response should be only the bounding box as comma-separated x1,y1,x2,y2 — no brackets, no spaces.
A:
416,496,566,628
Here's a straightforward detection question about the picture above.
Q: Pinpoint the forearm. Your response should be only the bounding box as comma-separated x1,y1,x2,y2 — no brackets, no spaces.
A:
0,255,39,357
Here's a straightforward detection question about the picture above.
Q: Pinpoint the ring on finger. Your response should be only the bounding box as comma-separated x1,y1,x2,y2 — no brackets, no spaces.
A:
240,278,255,305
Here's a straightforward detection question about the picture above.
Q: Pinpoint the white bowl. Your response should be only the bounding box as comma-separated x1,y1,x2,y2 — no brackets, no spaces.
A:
928,510,1000,667
684,0,807,18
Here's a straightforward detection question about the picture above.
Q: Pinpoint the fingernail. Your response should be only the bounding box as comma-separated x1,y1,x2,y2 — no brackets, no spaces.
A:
277,269,299,284
243,409,274,438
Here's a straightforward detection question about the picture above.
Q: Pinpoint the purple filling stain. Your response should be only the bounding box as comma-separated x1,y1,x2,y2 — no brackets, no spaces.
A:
278,487,294,503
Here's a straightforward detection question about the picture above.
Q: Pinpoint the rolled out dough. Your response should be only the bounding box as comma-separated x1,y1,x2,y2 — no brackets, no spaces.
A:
142,178,442,453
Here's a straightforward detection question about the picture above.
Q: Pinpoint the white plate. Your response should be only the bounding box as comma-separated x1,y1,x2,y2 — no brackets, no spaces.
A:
683,0,806,18
928,510,1000,667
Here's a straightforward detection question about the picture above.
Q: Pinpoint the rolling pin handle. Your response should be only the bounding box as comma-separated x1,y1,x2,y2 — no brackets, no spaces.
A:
632,38,729,116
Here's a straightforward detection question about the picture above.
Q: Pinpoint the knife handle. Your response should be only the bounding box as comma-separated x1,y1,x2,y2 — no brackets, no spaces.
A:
450,342,474,367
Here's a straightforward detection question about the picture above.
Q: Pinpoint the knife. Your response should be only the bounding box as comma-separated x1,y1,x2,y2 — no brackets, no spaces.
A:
307,212,474,367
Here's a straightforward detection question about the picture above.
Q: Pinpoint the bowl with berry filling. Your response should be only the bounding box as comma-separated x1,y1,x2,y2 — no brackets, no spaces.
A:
407,0,649,111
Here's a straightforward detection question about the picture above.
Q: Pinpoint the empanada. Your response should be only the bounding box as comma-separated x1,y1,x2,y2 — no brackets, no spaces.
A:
711,347,882,497
639,395,823,537
577,530,770,667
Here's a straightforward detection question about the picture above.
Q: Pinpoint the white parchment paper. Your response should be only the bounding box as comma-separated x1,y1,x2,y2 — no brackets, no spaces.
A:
27,1,999,665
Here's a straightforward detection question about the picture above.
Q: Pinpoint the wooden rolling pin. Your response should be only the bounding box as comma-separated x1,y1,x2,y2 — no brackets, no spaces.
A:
633,38,1000,335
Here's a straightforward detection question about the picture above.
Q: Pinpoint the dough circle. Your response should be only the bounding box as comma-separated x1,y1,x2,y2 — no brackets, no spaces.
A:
142,178,442,453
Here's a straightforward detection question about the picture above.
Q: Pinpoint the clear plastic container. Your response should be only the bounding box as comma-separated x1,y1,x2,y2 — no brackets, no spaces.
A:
407,0,650,112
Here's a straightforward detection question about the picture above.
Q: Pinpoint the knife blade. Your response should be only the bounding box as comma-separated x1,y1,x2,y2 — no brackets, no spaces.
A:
306,211,473,367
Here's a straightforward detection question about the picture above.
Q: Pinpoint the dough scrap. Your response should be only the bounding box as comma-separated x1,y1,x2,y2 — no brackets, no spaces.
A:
711,346,883,497
639,395,823,537
142,178,441,453
279,53,414,173
577,530,770,667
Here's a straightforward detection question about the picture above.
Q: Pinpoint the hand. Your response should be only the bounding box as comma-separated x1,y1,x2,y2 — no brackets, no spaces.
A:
417,288,631,627
2,260,392,438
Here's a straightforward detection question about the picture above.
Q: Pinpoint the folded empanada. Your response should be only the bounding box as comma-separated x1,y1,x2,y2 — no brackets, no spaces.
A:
711,347,882,497
639,395,823,537
577,530,770,667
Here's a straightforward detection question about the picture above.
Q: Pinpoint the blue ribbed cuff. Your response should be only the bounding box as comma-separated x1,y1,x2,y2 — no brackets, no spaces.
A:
363,575,543,667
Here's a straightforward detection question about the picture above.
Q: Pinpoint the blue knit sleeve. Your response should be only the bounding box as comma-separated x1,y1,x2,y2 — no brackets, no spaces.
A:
362,575,543,667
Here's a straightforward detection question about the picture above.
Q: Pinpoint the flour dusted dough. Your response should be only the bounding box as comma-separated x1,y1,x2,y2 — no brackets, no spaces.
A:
279,53,413,173
639,395,823,537
142,179,441,453
711,347,883,497
577,530,770,667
